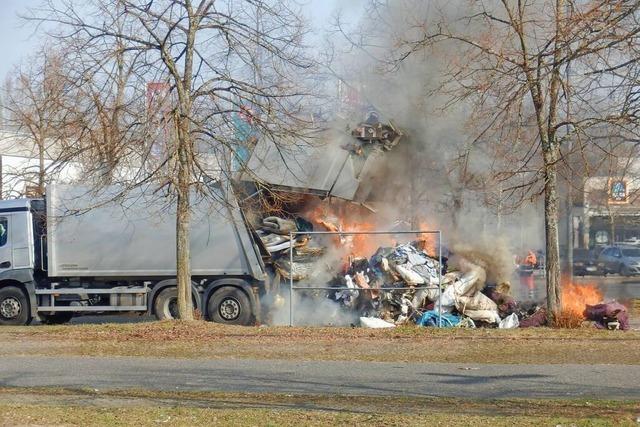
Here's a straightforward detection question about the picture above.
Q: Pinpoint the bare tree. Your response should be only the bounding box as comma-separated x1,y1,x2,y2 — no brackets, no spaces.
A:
2,48,73,196
384,0,640,318
31,0,314,320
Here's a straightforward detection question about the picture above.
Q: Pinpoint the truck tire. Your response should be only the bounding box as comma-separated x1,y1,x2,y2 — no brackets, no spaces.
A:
154,287,180,320
153,287,199,320
207,286,253,326
0,286,32,326
39,312,74,325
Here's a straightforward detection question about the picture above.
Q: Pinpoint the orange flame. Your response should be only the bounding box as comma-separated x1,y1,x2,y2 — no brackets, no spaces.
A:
304,203,391,257
303,203,438,259
561,282,603,317
416,221,438,257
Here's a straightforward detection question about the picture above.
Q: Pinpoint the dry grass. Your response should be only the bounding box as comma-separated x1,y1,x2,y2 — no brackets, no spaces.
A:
553,310,585,329
0,387,638,427
2,321,640,364
3,403,630,427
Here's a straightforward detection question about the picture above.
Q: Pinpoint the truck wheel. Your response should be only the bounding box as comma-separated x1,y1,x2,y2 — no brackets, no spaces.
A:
0,286,31,326
207,286,253,326
154,287,180,320
153,287,199,320
39,312,74,325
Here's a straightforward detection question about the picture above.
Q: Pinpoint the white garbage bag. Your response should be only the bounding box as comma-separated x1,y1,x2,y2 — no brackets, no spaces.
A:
461,309,501,324
498,313,519,329
434,284,456,313
455,293,500,324
455,293,498,312
395,264,426,285
360,317,396,328
412,286,440,308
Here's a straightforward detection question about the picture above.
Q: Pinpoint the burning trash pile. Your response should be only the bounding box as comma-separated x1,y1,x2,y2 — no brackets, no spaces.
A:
252,215,629,330
255,214,632,330
253,213,525,328
331,248,537,329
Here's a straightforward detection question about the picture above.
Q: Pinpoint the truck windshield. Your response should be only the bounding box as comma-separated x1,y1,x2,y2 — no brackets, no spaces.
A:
621,248,640,257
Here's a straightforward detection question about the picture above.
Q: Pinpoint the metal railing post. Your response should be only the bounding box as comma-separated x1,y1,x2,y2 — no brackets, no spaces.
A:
289,231,294,327
437,230,442,328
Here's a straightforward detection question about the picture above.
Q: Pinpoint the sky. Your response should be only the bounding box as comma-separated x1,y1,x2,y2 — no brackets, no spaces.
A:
0,0,42,79
0,0,365,81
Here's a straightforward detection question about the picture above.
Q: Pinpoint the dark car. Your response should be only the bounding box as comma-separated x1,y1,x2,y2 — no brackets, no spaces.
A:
597,245,640,276
572,248,601,276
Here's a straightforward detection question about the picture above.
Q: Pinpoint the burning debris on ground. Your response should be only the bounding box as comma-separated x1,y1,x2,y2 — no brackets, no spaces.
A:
254,213,632,330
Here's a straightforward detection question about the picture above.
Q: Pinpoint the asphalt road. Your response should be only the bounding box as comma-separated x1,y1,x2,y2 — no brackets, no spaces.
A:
1,356,638,399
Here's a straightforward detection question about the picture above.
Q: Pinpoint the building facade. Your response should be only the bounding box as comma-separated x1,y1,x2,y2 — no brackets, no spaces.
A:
0,131,77,198
578,162,640,248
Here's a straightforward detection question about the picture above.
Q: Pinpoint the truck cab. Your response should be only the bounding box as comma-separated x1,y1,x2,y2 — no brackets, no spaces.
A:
0,199,42,325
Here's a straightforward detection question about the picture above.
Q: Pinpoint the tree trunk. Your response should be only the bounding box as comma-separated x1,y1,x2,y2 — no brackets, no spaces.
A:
543,147,562,321
610,215,616,245
176,120,193,321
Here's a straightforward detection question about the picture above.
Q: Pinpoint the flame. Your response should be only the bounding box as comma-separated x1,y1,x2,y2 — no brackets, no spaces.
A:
304,203,393,258
561,282,603,316
303,203,438,260
416,221,438,257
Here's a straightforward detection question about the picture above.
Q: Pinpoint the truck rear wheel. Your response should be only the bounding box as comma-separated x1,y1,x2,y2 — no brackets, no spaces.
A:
154,287,180,320
0,286,31,326
207,286,253,326
154,287,199,320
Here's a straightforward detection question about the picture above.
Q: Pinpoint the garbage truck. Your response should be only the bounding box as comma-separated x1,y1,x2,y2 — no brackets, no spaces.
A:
0,182,271,326
0,119,403,326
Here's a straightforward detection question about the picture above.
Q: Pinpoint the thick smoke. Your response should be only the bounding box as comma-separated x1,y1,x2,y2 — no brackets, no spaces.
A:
322,0,544,255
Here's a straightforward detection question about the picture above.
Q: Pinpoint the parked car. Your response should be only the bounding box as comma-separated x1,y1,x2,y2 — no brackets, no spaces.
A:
572,249,601,276
622,237,640,246
597,245,640,276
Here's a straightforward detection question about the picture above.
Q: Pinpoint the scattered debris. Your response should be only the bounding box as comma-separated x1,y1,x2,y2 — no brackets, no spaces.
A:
519,308,548,328
584,302,630,331
255,213,629,331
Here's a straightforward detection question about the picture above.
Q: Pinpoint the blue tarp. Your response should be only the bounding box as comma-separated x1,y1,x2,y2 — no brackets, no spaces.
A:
417,310,460,327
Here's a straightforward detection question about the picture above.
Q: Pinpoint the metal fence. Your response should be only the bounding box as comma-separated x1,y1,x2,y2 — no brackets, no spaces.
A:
286,230,443,327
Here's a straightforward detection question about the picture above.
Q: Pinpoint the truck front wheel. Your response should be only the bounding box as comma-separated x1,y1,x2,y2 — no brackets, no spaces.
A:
0,286,31,326
207,286,253,326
